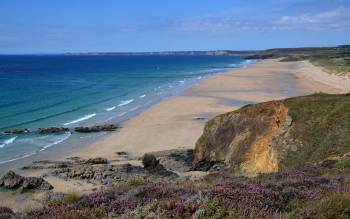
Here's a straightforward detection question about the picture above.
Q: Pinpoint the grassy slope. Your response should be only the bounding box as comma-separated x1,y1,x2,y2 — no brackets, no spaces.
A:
247,45,350,75
280,93,350,169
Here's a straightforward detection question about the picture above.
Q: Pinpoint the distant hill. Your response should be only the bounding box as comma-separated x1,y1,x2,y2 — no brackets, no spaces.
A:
246,45,350,75
63,50,256,56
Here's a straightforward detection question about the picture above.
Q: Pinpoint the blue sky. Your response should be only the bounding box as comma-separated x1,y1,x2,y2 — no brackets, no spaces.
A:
0,0,349,53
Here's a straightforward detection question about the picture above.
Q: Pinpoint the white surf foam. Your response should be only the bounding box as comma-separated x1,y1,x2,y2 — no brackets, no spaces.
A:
0,152,36,165
106,106,116,111
39,132,71,152
63,113,97,125
118,112,127,117
129,106,139,112
0,136,17,148
118,99,134,107
139,94,146,98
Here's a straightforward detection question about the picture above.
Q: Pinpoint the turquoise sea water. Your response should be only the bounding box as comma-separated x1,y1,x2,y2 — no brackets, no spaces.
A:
0,55,251,165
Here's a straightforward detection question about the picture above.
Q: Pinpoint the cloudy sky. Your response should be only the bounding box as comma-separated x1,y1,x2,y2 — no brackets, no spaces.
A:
0,0,349,53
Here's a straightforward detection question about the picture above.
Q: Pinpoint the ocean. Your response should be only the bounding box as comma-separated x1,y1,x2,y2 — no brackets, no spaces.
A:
0,55,252,166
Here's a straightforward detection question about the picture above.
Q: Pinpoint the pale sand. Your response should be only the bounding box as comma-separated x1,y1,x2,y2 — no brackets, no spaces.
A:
297,60,350,93
75,59,347,161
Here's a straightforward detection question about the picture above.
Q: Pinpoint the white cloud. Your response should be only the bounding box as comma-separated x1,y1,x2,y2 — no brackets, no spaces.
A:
277,7,350,30
169,17,267,34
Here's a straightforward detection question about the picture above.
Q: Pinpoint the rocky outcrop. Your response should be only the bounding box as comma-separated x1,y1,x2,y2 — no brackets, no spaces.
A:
84,157,108,165
37,127,69,134
50,157,178,185
22,177,53,190
3,129,30,134
0,171,24,189
74,124,117,133
193,101,290,176
0,171,53,190
193,93,350,176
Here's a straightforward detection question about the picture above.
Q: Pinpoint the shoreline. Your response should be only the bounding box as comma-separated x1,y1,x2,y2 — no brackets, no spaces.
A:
2,59,348,173
74,59,348,161
0,60,250,174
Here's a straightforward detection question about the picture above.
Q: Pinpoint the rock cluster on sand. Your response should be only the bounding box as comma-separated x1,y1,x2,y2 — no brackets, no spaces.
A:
74,124,118,133
0,171,53,190
37,127,69,134
50,156,177,186
84,157,108,164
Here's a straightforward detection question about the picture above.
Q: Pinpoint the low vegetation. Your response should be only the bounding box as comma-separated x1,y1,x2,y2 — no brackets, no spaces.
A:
247,45,350,75
16,159,350,218
280,93,350,169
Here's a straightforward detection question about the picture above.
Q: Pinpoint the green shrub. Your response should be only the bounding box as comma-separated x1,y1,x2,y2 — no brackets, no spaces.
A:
193,197,241,219
334,157,350,173
63,191,81,204
298,193,350,218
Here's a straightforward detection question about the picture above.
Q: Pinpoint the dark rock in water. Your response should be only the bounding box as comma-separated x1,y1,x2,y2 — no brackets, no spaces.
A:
3,129,30,134
0,171,53,190
84,157,108,165
0,171,24,189
74,124,117,133
37,127,70,134
22,177,53,190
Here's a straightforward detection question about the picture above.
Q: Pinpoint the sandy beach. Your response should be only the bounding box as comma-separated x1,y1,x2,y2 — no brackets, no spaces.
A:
75,59,348,161
2,59,350,212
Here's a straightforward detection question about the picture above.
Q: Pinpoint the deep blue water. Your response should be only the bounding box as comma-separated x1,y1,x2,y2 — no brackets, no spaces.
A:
0,55,250,165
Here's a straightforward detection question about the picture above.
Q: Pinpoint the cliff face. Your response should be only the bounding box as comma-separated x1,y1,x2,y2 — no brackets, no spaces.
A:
193,93,350,176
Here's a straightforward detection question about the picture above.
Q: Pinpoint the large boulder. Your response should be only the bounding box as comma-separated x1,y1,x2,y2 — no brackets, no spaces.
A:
0,171,53,190
22,177,53,190
142,154,177,177
0,171,24,189
142,154,159,169
37,127,69,134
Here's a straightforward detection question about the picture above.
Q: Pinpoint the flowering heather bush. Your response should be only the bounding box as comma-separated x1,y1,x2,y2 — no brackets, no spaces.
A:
0,206,14,219
20,161,350,219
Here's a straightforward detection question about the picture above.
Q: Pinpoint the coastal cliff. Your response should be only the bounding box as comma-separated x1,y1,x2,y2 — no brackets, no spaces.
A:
193,93,350,176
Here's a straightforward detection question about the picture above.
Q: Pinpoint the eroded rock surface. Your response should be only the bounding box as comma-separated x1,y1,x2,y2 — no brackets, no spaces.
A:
193,101,290,176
